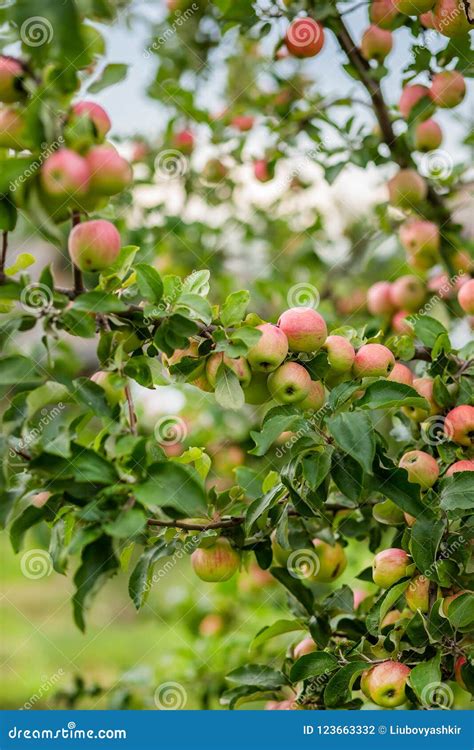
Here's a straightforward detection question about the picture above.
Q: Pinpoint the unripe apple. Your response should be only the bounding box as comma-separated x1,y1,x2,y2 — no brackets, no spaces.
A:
278,307,327,353
455,656,467,690
86,145,132,196
431,71,466,108
254,158,272,182
406,574,430,612
399,450,439,488
68,219,121,273
388,169,427,207
311,539,347,583
71,101,111,139
446,459,474,476
414,119,443,151
367,281,395,316
393,0,437,14
0,107,28,150
370,0,400,28
433,0,471,36
202,158,228,183
231,115,254,132
323,335,356,373
90,370,125,406
404,512,417,527
299,379,325,411
399,84,432,120
293,637,317,659
353,343,395,378
247,323,289,373
31,491,51,508
0,56,24,103
392,310,413,335
458,278,474,314
366,661,411,708
399,219,440,270
373,499,405,525
373,548,410,588
191,537,240,582
243,373,271,404
388,362,414,386
391,274,426,312
268,362,311,404
285,17,325,58
361,25,393,62
206,353,251,388
444,405,474,446
172,128,194,154
40,148,91,200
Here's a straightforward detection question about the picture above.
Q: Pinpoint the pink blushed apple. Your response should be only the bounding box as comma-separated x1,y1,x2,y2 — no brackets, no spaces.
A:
388,169,427,207
458,279,474,314
86,145,132,196
68,219,121,273
444,405,474,446
414,119,443,151
353,343,395,378
399,84,432,120
40,148,91,200
191,537,240,582
361,26,393,62
373,548,410,588
430,71,466,108
0,56,24,103
399,450,439,488
285,17,325,58
323,335,356,372
268,362,311,404
388,362,414,386
278,307,327,353
72,101,111,138
366,661,411,708
247,323,288,373
446,460,474,476
367,281,395,316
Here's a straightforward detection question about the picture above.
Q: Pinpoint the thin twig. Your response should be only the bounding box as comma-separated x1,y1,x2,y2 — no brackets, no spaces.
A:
71,211,84,296
124,383,137,435
0,231,8,282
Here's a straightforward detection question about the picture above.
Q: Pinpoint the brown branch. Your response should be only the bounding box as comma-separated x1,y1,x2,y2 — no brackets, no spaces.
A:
124,383,137,435
147,516,245,531
0,231,8,282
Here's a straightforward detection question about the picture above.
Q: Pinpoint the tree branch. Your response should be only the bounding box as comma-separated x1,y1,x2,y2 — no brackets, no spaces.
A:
124,383,137,435
71,211,84,296
0,231,8,282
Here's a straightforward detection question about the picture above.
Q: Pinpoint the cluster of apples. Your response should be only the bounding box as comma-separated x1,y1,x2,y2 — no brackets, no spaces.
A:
370,0,472,37
0,54,131,222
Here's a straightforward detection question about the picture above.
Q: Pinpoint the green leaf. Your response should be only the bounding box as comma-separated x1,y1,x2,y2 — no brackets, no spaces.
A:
250,407,306,456
439,473,474,511
302,447,333,490
88,63,128,93
221,290,250,327
447,593,474,629
73,292,128,313
373,465,426,518
324,662,367,707
245,484,284,533
327,412,375,475
215,365,244,410
71,377,112,417
366,579,410,634
30,444,118,485
226,665,288,690
10,506,45,553
411,316,447,348
128,540,170,609
135,462,208,516
290,652,338,683
270,567,314,614
73,536,119,631
0,197,18,231
135,263,163,305
26,381,69,418
410,517,445,580
60,309,96,338
104,508,146,539
355,381,428,411
176,293,212,326
5,252,34,275
409,653,441,703
251,619,305,650
0,355,40,385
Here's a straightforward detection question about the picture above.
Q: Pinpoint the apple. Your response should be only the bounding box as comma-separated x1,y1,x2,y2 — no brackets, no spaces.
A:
360,669,372,698
404,512,416,527
285,17,325,58
373,548,410,588
414,119,443,151
366,661,411,708
298,379,325,411
405,574,430,612
391,275,425,311
323,335,356,373
388,169,427,207
381,609,407,628
86,145,132,195
243,373,271,405
206,353,251,388
68,219,121,273
361,26,393,62
40,148,90,200
373,499,405,525
367,281,395,316
399,219,440,270
354,589,368,608
370,0,400,28
71,101,111,139
0,107,28,150
433,0,471,36
293,638,317,659
393,0,437,13
90,370,125,405
399,84,432,119
446,460,474,476
454,656,467,690
431,71,466,108
441,590,468,616
0,56,24,103
198,613,224,637
278,307,327,353
202,158,228,183
191,537,240,582
402,376,439,421
231,115,254,132
420,10,437,26
399,450,439,488
247,323,289,373
353,343,395,378
388,362,414,386
392,310,413,335
444,405,474,446
31,491,51,508
172,128,194,154
254,159,272,182
268,362,311,404
458,279,474,314
311,539,347,583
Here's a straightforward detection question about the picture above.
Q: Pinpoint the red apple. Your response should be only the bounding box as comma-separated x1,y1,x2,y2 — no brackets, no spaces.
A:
268,362,311,404
366,661,411,708
399,84,432,120
414,119,443,151
68,219,121,273
278,307,327,353
254,159,272,183
71,101,111,139
361,26,393,62
367,281,395,316
458,278,474,314
285,17,325,58
388,362,414,386
293,637,317,659
40,148,90,200
191,537,240,582
446,460,474,476
444,405,474,446
373,548,410,588
172,128,194,154
0,56,24,103
247,323,289,373
420,10,437,26
86,145,132,196
392,310,413,335
231,115,254,132
454,656,467,690
431,71,466,108
353,343,395,378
